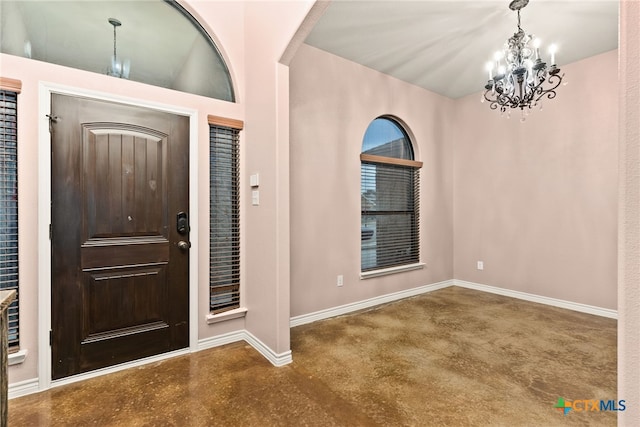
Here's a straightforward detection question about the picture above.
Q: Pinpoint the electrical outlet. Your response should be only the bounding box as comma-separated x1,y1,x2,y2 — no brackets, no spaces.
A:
337,275,344,287
477,261,484,270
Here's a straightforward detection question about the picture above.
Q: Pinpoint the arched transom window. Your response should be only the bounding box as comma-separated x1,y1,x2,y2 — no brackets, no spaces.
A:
361,117,422,272
0,0,234,101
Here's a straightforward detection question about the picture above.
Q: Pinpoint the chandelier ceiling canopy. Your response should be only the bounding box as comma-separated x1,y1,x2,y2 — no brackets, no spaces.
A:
483,0,565,120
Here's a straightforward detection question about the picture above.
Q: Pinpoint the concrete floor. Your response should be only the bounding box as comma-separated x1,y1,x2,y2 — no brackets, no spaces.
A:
9,287,617,426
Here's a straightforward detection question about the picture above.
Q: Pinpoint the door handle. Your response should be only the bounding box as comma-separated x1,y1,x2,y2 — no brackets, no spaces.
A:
177,241,191,250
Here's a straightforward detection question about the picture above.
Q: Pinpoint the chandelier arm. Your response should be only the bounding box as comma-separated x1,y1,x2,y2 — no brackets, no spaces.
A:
533,73,563,103
498,92,519,109
484,89,509,111
545,72,563,92
483,90,498,104
484,94,503,111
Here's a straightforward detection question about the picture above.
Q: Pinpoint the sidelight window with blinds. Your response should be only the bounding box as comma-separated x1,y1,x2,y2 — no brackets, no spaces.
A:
0,78,20,350
361,117,422,272
209,117,242,314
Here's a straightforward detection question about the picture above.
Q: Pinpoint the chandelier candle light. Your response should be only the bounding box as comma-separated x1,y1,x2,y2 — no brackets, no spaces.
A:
483,0,564,120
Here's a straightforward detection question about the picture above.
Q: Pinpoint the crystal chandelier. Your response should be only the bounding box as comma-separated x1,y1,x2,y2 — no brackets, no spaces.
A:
483,0,564,119
107,18,130,79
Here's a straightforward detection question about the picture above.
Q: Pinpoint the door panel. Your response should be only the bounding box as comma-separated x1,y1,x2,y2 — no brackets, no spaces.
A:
83,126,166,237
51,94,189,379
83,265,166,335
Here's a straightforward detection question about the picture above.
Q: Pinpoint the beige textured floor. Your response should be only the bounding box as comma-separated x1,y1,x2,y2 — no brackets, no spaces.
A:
9,287,617,426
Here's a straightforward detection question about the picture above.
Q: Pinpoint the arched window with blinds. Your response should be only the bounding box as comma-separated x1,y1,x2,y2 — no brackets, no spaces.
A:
361,117,422,272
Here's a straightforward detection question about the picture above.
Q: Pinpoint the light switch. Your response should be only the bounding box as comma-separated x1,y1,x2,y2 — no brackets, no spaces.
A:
252,190,259,206
250,173,260,187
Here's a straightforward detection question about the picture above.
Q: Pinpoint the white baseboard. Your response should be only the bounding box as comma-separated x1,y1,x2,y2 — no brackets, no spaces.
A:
197,330,246,351
9,330,284,399
197,330,292,367
243,330,292,367
10,350,192,399
290,278,617,328
453,279,618,319
9,329,288,399
8,378,40,399
290,279,454,327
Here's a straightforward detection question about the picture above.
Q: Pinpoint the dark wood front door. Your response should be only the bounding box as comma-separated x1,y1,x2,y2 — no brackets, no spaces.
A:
50,94,190,380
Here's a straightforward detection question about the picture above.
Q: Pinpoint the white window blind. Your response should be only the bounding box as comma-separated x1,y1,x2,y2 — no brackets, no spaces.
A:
209,124,240,314
361,161,420,271
0,87,19,349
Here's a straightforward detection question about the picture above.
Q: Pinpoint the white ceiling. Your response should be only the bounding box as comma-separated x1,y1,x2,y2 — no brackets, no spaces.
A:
304,0,619,99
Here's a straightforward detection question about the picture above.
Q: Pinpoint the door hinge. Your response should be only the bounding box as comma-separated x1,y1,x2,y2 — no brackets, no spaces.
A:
49,224,52,240
49,330,52,346
45,114,58,133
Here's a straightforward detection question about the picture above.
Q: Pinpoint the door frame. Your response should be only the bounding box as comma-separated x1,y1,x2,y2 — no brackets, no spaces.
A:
37,82,199,391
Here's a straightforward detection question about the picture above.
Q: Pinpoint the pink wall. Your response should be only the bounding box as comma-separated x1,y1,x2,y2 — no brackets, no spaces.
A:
618,0,640,422
289,44,455,317
242,0,315,356
453,50,619,309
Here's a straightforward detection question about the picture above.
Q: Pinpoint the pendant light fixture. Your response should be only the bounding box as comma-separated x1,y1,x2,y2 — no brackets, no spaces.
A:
107,18,130,79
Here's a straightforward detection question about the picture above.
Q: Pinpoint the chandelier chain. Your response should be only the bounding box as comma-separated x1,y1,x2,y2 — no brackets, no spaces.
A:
113,25,117,63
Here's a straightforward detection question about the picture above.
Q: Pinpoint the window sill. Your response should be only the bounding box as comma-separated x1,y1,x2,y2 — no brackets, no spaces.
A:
8,349,27,366
360,262,425,279
206,307,247,324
